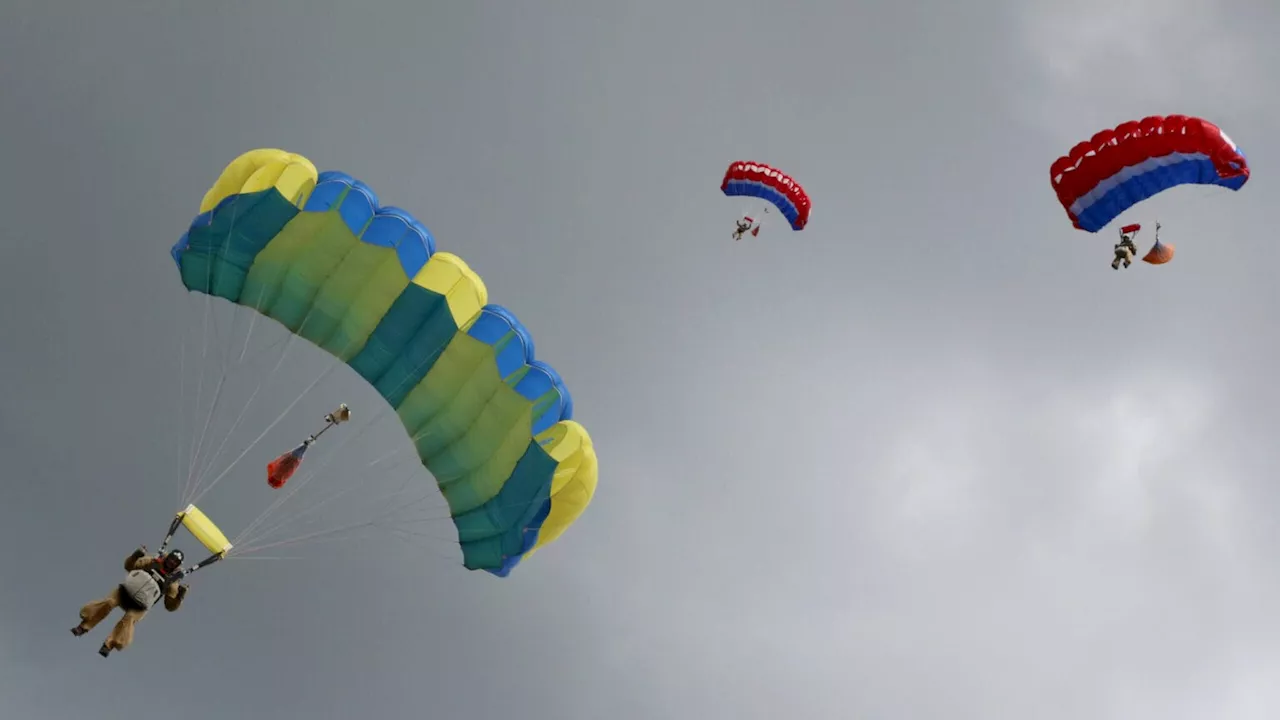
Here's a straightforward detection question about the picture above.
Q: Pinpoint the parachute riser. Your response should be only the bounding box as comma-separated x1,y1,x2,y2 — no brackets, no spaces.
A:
156,504,233,579
740,202,771,222
156,515,184,556
157,516,226,579
174,552,224,581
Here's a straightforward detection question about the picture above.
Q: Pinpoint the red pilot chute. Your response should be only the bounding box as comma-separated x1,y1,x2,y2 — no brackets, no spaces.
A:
266,404,351,489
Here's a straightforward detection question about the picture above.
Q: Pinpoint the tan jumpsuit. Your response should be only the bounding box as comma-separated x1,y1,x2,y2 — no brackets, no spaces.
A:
77,549,185,651
1113,238,1136,269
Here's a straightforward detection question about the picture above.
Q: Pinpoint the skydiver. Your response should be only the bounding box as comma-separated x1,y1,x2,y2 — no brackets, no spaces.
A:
732,216,754,241
71,546,189,657
1112,224,1140,270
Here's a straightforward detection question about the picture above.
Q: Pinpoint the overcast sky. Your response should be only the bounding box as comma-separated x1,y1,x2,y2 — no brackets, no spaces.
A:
2,1,1280,719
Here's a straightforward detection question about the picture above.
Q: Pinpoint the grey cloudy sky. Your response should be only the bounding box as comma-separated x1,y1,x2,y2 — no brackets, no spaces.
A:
2,1,1279,718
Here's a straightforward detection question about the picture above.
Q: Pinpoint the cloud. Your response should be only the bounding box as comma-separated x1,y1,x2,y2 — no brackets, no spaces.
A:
560,354,1280,718
841,366,1280,719
1011,0,1272,138
858,364,1218,559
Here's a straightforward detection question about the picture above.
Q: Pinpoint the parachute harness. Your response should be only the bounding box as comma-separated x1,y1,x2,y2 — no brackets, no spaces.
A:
155,514,224,581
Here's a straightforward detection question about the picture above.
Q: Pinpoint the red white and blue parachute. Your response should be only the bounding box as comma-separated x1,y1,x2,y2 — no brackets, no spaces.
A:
1050,115,1249,232
721,161,811,230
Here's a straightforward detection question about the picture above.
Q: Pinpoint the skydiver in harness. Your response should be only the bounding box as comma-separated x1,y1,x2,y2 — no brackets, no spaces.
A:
71,504,232,657
731,207,770,241
1112,223,1140,270
71,547,189,657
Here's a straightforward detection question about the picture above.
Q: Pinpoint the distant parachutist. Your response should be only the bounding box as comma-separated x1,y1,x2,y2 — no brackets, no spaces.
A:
721,161,810,243
732,215,759,241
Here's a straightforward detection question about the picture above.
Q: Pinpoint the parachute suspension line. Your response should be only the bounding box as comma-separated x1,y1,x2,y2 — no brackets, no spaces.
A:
381,490,540,529
188,361,338,508
377,524,469,565
1111,188,1224,249
235,470,416,557
186,195,238,449
237,292,263,365
178,324,296,502
232,469,433,557
375,512,468,555
184,285,256,495
383,531,467,563
204,286,548,557
235,449,421,552
230,336,561,561
362,457,464,528
178,290,208,506
184,371,230,493
193,303,358,509
247,322,516,540
185,287,214,491
735,202,771,238
186,276,339,504
235,478,365,550
232,409,386,546
230,331,432,547
236,457,480,561
180,242,218,502
251,432,429,541
187,286,298,497
376,522,463,549
175,311,189,509
230,517,389,557
232,331,469,552
365,468,502,552
363,443,412,470
1178,186,1230,211
234,321,468,543
182,194,246,498
189,331,300,494
235,331,294,367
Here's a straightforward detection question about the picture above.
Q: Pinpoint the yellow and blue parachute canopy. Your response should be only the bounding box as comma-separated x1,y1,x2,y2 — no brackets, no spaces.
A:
170,149,597,576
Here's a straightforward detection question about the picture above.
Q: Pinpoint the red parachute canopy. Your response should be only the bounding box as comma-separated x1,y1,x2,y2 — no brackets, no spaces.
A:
1049,114,1248,233
720,161,811,230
